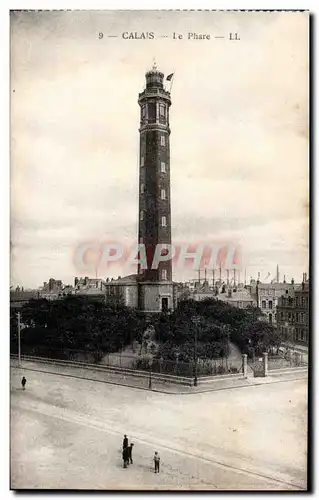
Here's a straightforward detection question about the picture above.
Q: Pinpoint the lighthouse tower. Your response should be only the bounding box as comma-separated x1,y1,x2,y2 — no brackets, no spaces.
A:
137,64,174,312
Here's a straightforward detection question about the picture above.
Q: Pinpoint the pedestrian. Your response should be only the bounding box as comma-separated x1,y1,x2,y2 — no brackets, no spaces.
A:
127,443,134,464
122,445,129,468
154,451,160,473
123,434,128,450
21,376,26,390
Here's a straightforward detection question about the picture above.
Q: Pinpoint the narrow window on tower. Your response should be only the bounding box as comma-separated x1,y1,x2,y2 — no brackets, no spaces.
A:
148,102,156,123
140,210,144,221
141,183,144,194
141,156,144,167
159,104,165,117
161,161,166,173
161,216,167,227
161,189,166,200
160,135,165,146
161,269,168,280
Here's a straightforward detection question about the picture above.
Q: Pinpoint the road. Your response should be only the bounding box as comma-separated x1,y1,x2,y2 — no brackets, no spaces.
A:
10,365,307,490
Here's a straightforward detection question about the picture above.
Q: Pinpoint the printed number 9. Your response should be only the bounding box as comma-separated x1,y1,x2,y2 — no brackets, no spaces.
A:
99,32,104,39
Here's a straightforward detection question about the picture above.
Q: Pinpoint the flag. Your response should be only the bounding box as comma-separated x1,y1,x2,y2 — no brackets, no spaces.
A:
166,73,174,81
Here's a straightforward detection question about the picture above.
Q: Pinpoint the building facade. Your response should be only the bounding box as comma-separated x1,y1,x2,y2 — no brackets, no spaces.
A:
256,281,297,325
276,291,296,342
294,280,309,344
276,279,309,345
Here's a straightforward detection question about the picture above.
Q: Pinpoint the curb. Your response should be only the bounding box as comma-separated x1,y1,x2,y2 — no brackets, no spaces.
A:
10,362,308,396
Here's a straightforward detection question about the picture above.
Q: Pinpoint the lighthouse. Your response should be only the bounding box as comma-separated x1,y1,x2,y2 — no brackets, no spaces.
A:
137,64,174,312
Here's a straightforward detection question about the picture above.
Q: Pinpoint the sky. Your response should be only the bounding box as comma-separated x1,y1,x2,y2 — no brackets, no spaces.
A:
10,10,309,288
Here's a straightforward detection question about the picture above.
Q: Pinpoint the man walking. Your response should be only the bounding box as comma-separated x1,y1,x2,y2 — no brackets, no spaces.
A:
123,434,128,450
122,446,129,468
154,451,160,473
127,443,134,464
21,376,26,390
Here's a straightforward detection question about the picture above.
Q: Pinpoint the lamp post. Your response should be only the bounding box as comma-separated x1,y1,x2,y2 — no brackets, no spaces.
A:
17,311,21,367
175,352,180,375
192,316,200,386
223,326,229,372
148,359,153,390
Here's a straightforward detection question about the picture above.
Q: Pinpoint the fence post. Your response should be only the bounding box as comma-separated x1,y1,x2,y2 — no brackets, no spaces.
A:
295,352,301,366
242,354,248,378
263,352,268,377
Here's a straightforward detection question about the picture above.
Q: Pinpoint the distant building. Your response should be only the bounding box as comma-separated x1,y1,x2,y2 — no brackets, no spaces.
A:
10,289,40,309
276,276,309,345
256,280,299,325
104,275,139,308
39,278,65,299
104,274,180,310
294,278,309,345
217,288,256,309
276,291,296,342
189,281,256,309
75,277,105,291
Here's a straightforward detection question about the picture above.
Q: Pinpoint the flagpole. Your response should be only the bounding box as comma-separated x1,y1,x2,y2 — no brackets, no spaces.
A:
169,70,175,93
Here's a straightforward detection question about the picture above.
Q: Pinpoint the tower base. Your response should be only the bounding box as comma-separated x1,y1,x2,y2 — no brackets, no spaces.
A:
138,281,175,312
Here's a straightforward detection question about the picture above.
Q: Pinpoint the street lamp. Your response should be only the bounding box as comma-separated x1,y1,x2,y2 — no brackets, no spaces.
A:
148,359,153,390
17,311,21,367
192,316,200,387
175,352,180,375
222,326,229,372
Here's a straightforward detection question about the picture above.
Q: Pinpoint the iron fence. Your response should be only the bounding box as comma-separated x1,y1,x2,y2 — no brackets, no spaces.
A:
268,352,308,371
10,346,241,377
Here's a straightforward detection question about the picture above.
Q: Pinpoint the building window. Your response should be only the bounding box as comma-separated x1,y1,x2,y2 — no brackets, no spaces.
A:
301,329,304,341
141,183,144,194
280,311,284,321
159,104,165,116
161,269,167,280
301,297,305,308
295,297,299,307
161,161,166,173
269,314,273,324
142,105,146,119
261,300,266,309
161,189,166,200
160,135,165,146
140,210,144,221
300,313,304,323
269,300,273,309
296,312,299,322
148,102,156,122
141,156,144,167
161,216,167,227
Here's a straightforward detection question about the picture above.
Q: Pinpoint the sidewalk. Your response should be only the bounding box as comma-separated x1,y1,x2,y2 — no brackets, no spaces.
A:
10,358,308,395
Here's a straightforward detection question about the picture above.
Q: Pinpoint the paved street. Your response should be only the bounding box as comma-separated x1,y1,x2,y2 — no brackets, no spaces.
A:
10,365,307,490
